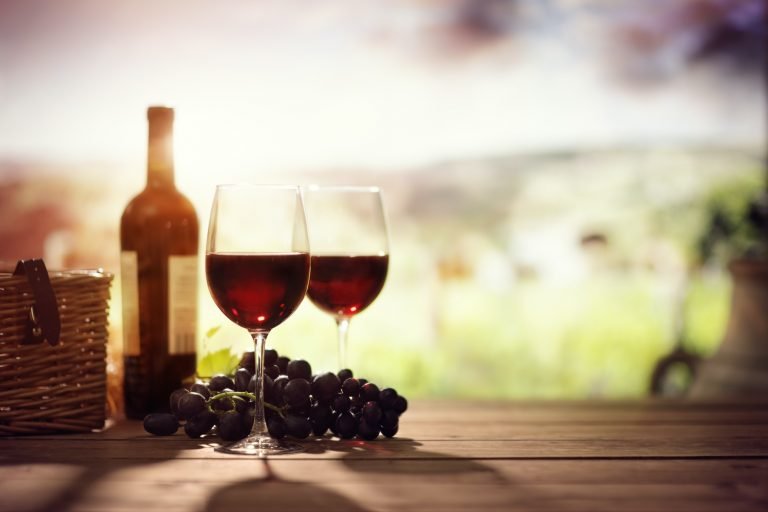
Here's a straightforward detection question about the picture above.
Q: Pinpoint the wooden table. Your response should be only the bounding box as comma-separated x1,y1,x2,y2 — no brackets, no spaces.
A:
1,401,767,511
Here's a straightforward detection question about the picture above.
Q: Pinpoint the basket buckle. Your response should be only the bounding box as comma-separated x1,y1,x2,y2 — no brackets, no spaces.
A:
13,259,61,346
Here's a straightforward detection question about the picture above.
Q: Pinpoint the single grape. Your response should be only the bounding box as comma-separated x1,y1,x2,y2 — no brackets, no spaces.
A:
362,401,382,426
232,394,248,414
272,375,289,405
329,414,340,436
234,367,252,392
378,388,398,410
289,400,311,417
380,410,399,430
177,392,207,420
285,414,312,439
276,356,291,374
381,423,399,438
218,412,248,442
169,388,188,415
335,412,358,439
261,374,274,400
312,372,341,402
265,364,281,380
264,348,279,367
357,419,380,441
143,413,179,436
357,378,368,387
393,396,408,415
310,405,334,436
311,422,329,437
238,351,255,371
287,359,312,381
211,392,235,412
332,395,351,414
240,405,255,432
314,394,334,407
209,374,235,392
341,377,360,397
184,410,217,438
267,416,287,439
211,390,249,414
360,383,380,402
284,378,311,407
349,396,364,415
190,383,211,400
337,368,353,382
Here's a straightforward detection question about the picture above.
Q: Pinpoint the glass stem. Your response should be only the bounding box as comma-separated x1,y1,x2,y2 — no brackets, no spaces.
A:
248,329,270,437
335,316,351,370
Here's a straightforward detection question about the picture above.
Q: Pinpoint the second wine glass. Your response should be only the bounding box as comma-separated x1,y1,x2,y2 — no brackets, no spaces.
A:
303,185,389,370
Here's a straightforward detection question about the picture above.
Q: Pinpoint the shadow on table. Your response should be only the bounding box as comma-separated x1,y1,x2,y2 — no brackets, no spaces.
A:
0,422,210,512
204,460,373,512
333,439,577,510
2,427,569,512
301,435,504,480
203,436,525,512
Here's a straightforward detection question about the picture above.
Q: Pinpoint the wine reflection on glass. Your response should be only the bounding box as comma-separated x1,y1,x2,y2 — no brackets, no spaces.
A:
303,185,389,370
205,184,310,456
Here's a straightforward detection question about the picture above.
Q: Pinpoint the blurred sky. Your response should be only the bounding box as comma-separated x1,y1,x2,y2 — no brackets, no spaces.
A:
0,0,764,179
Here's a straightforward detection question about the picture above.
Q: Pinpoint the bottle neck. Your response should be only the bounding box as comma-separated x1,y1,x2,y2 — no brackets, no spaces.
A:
146,123,175,189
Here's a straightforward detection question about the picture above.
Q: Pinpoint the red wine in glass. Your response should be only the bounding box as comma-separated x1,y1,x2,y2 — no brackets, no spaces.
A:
308,254,388,317
206,252,310,330
303,185,390,369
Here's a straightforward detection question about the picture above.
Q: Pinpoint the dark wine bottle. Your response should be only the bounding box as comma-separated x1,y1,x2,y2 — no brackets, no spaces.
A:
120,106,199,419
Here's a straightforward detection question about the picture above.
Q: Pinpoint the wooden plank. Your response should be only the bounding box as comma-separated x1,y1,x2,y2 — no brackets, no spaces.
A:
4,458,767,485
2,434,768,461
402,423,768,440
403,400,768,425
7,421,768,443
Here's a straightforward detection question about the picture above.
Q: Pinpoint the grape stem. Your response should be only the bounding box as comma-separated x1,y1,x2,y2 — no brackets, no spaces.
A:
206,391,286,418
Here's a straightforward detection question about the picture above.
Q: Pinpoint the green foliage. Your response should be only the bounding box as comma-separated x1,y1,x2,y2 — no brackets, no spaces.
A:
197,347,240,378
697,173,766,264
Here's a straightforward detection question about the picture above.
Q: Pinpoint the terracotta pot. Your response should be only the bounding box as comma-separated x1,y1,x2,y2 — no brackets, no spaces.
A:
689,259,768,398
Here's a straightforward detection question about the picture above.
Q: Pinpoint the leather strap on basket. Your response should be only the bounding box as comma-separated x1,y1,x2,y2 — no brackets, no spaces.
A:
13,259,61,346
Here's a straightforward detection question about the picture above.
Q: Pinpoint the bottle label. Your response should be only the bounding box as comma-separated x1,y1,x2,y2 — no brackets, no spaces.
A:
168,255,198,354
120,251,141,356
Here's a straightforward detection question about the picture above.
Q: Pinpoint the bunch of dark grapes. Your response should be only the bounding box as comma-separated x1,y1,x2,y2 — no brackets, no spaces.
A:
143,349,408,443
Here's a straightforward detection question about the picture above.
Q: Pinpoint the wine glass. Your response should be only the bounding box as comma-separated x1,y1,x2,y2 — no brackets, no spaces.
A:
303,185,389,370
206,184,310,455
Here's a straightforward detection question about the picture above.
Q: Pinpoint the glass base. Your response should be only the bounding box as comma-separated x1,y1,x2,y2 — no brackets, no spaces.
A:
215,434,304,456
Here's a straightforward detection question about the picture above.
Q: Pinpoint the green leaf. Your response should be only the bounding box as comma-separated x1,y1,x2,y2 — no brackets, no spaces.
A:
197,348,239,378
204,325,222,339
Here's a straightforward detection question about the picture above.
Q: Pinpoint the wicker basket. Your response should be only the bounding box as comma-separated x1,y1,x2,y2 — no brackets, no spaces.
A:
0,260,113,435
